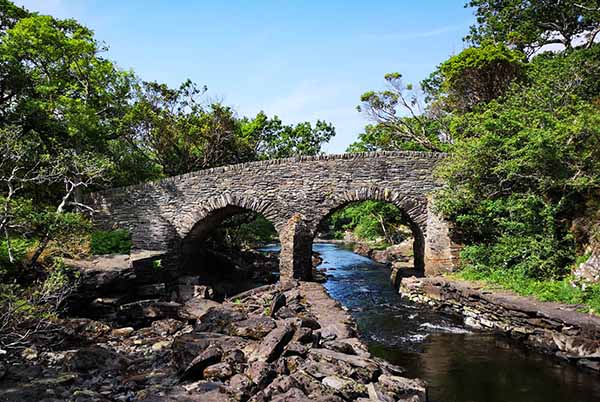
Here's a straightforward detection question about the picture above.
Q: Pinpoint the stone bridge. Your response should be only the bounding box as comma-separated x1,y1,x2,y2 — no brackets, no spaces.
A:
89,151,460,282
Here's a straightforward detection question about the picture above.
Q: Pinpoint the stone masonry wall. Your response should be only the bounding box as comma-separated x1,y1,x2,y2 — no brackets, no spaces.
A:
88,151,458,278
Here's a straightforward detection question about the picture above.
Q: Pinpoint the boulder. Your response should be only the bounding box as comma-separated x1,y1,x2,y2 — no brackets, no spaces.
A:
227,317,277,339
151,319,185,336
229,373,253,395
247,361,276,388
309,348,381,383
377,374,427,402
179,345,223,382
203,362,233,380
322,375,367,400
64,346,128,373
179,298,222,321
110,327,134,337
250,323,295,362
269,294,287,317
172,332,248,369
195,306,248,333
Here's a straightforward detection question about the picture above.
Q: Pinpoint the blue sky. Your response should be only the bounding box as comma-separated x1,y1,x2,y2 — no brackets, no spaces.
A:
15,0,474,153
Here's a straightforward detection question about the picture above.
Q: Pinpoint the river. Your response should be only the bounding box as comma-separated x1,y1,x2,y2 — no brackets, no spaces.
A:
262,243,600,402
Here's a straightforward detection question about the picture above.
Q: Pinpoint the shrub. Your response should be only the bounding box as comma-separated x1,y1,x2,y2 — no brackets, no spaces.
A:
90,229,132,255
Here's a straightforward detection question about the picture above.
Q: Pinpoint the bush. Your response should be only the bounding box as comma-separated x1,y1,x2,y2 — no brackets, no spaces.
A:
90,229,132,255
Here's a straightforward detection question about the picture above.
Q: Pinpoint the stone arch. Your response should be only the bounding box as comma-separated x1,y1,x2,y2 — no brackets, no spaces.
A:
312,187,428,274
175,193,285,242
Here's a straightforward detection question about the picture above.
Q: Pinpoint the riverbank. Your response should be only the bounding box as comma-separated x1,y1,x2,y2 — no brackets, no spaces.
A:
0,244,427,402
0,280,426,402
400,276,600,373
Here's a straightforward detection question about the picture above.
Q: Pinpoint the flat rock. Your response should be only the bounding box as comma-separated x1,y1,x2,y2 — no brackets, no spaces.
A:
179,298,222,321
180,345,223,382
250,323,295,363
228,317,277,339
377,374,427,401
269,293,287,317
203,362,233,380
172,332,248,369
195,306,248,333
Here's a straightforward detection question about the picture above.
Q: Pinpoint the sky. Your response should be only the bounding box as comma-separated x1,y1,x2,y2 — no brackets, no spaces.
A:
14,0,475,153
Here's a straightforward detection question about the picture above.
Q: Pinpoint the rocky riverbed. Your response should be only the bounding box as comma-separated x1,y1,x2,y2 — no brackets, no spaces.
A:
0,280,426,402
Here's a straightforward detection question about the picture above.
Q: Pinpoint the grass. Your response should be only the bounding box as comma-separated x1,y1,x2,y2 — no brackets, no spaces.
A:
451,267,600,316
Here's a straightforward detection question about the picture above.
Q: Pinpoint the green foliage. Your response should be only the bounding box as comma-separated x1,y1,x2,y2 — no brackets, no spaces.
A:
455,267,600,315
356,73,449,152
241,112,336,160
211,213,277,249
321,201,411,245
422,43,526,112
436,44,600,283
465,0,600,53
90,229,132,255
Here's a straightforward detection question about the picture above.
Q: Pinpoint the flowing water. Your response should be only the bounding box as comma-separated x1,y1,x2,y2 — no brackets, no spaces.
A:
263,243,600,402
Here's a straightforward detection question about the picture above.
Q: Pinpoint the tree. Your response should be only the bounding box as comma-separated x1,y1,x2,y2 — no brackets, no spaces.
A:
422,43,526,113
435,46,600,280
466,0,600,54
241,111,336,160
357,73,449,152
0,14,134,154
0,127,53,263
122,80,255,176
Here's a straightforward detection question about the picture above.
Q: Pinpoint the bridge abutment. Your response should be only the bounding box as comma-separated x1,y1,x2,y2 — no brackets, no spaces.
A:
279,214,313,282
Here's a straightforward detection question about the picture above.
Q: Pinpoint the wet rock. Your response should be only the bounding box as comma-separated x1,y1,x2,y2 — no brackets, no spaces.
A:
180,345,223,382
269,294,287,317
203,362,233,380
228,317,277,339
322,375,367,400
250,323,295,362
367,382,395,402
309,348,381,382
377,374,427,402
